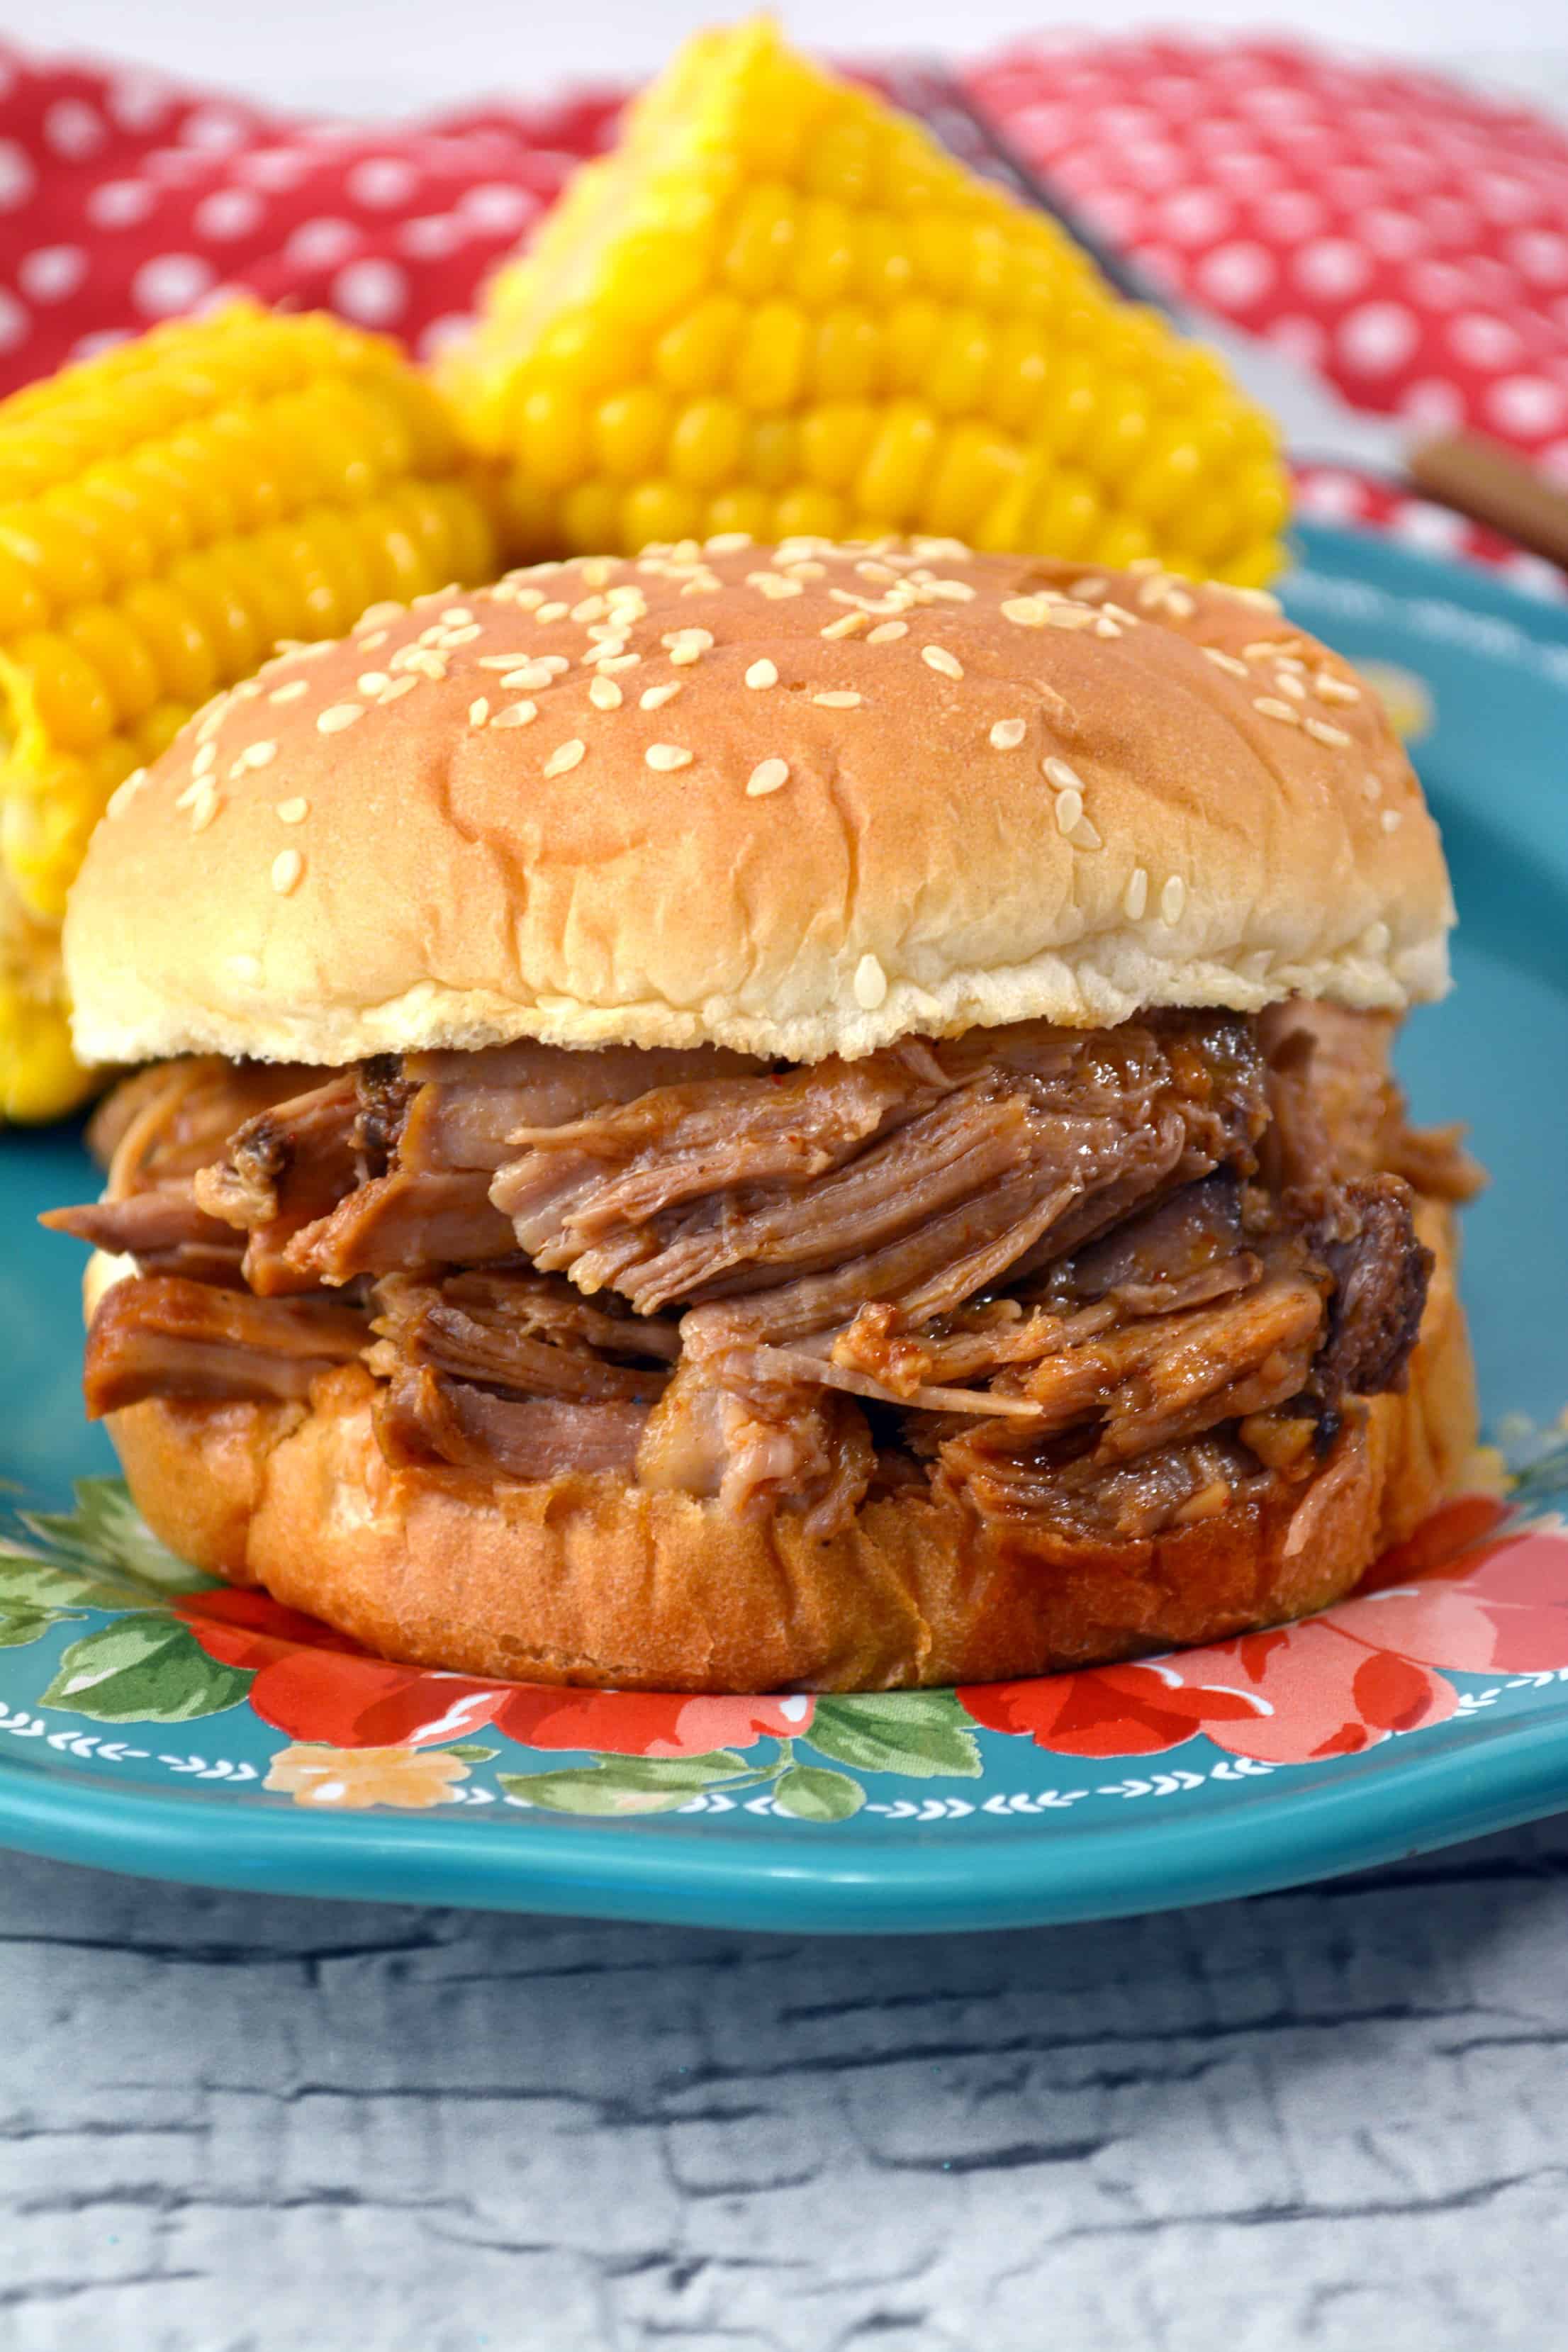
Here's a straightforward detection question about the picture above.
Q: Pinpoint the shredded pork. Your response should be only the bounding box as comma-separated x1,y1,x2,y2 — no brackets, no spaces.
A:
50,1004,1477,1545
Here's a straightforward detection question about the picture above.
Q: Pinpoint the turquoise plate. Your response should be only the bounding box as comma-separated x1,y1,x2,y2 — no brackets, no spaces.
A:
1,519,1566,1933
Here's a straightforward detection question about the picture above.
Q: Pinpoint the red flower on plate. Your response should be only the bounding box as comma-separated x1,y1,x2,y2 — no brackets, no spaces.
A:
959,1498,1568,1766
175,1589,814,1754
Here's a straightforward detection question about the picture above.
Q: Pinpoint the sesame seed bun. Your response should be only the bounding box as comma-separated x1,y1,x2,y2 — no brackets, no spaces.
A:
63,538,1452,1070
89,1200,1478,1691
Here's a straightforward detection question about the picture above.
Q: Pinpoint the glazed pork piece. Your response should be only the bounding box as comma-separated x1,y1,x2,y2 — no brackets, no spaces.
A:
47,1003,1479,1543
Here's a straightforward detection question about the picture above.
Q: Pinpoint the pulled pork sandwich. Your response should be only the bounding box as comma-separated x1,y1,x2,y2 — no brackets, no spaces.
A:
47,538,1482,1692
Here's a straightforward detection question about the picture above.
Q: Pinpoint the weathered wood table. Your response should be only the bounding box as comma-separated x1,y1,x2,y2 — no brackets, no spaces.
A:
4,1822,1565,2350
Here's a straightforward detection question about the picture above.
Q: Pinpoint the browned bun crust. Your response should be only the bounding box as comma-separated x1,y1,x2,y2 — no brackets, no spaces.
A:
102,1202,1479,1693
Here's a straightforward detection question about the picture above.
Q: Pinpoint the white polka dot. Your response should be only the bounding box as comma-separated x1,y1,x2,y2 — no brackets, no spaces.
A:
1014,102,1072,150
285,218,360,269
87,179,156,230
0,138,34,212
194,189,264,241
71,327,133,362
1206,149,1282,194
1338,301,1420,376
1399,379,1465,432
331,257,408,326
1474,173,1537,227
1420,196,1479,245
1448,313,1523,371
1361,209,1428,262
0,289,29,354
130,253,217,319
1195,240,1276,308
1391,499,1467,553
1327,168,1384,213
398,214,467,260
347,156,420,209
1499,551,1568,602
1122,142,1185,192
1411,261,1475,311
1295,239,1372,301
1267,313,1328,369
1157,186,1231,247
1256,189,1325,241
18,245,86,303
179,106,248,152
1084,189,1142,245
108,73,174,132
1510,230,1568,287
1294,470,1366,522
1487,375,1567,439
237,147,313,193
415,313,475,362
44,99,105,159
459,182,539,235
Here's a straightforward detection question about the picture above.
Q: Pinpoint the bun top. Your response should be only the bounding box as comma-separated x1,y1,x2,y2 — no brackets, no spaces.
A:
65,536,1453,1068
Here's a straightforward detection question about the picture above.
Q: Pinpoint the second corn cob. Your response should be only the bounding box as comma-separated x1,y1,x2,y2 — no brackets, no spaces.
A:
0,303,499,1121
440,18,1290,585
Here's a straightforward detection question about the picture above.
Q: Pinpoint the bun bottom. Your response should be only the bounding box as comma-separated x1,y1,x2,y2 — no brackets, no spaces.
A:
102,1203,1479,1693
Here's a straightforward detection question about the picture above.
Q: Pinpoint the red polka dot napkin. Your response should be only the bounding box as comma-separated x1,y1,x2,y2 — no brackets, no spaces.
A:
3,31,1567,590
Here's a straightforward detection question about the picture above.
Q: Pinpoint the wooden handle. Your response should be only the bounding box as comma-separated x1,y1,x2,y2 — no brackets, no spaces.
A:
1407,431,1568,571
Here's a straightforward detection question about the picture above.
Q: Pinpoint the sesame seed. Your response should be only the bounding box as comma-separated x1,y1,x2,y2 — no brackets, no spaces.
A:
588,676,622,711
243,741,276,769
543,739,586,777
748,572,804,600
856,560,899,585
922,645,964,680
1093,619,1123,639
663,628,714,664
379,676,420,705
442,623,482,646
640,682,683,711
1275,655,1307,674
1100,603,1141,629
595,652,642,674
571,595,607,624
822,612,869,641
318,704,363,735
276,797,308,824
502,663,556,692
1253,698,1301,725
271,848,303,895
469,698,490,727
536,601,569,622
196,702,228,744
511,588,546,610
442,607,473,627
1382,808,1403,833
1160,875,1187,924
1242,640,1286,661
106,768,147,819
189,783,218,833
1043,757,1084,793
1316,673,1361,705
1362,921,1391,956
356,672,390,697
578,558,617,588
704,532,754,554
853,952,888,1011
357,602,404,630
812,690,862,709
477,653,541,670
747,758,790,798
1001,596,1049,629
925,577,977,603
866,620,907,644
491,701,537,729
1228,587,1283,613
745,659,779,690
1202,647,1249,678
268,678,309,705
645,744,693,772
1362,774,1382,800
1070,577,1110,603
990,719,1027,751
1054,790,1084,835
1272,671,1307,700
1305,716,1353,747
1124,868,1148,920
192,743,216,778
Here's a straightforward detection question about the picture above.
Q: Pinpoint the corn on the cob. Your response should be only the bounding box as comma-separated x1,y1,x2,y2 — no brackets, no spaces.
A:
441,18,1290,584
0,303,499,1121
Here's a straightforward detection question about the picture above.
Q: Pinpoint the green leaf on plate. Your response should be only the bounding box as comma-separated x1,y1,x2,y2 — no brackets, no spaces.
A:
16,1477,217,1600
806,1691,982,1779
0,1555,145,1613
443,1743,500,1762
39,1614,252,1723
498,1749,756,1816
771,1764,865,1822
0,1601,65,1650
